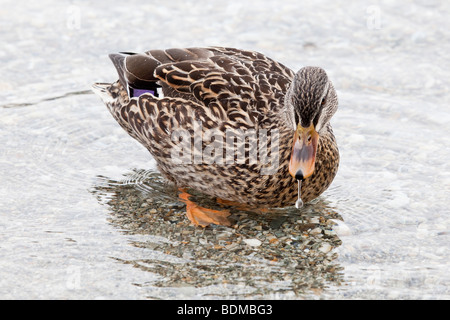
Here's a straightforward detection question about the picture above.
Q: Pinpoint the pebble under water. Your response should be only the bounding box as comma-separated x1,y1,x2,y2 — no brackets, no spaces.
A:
0,0,449,299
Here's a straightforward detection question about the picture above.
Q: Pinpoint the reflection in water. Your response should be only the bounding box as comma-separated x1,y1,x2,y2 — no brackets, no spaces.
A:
92,169,345,296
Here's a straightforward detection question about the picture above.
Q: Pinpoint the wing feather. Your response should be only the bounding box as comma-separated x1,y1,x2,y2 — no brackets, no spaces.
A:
110,47,295,136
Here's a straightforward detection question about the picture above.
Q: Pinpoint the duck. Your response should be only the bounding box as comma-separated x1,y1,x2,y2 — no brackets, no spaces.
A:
93,47,339,227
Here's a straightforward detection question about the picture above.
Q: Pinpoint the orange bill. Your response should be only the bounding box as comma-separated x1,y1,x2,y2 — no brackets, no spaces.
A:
289,124,319,180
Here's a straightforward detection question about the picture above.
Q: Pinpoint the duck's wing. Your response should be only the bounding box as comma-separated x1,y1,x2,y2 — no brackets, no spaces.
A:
153,47,294,115
107,47,295,158
111,47,294,118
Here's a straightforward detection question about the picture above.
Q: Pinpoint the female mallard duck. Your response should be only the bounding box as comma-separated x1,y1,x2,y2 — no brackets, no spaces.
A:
93,47,339,227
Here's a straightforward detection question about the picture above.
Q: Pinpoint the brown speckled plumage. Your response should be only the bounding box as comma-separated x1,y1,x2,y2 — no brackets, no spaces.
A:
93,47,339,207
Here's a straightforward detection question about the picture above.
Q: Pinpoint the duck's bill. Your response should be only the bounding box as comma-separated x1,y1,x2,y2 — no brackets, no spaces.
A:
289,124,319,180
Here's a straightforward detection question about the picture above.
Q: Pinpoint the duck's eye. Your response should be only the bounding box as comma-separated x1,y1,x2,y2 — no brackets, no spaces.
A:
294,112,300,126
321,98,326,106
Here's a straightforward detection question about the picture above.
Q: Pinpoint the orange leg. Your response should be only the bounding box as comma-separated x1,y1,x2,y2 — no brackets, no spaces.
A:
178,189,232,227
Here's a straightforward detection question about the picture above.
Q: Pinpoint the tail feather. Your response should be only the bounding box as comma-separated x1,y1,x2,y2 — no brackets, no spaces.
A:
91,82,115,104
109,52,161,90
108,53,128,91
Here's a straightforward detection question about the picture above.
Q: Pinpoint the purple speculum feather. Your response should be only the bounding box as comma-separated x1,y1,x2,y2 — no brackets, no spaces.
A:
129,86,158,98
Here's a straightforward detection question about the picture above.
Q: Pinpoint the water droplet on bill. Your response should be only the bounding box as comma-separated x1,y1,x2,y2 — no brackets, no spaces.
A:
295,180,303,209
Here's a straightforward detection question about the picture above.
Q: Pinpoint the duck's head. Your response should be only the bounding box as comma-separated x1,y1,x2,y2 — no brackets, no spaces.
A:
285,66,338,181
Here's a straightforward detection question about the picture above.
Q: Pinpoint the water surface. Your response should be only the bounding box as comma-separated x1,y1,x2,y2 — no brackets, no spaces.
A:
1,0,449,299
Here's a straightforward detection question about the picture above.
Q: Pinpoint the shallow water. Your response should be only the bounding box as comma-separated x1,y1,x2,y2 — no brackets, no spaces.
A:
1,0,449,299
